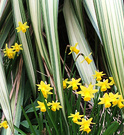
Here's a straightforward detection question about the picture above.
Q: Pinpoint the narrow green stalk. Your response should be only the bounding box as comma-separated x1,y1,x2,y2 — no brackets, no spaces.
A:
31,99,41,135
21,106,36,135
83,101,86,116
76,94,81,112
107,106,118,126
69,61,76,79
14,125,26,135
90,91,99,117
39,112,43,132
62,51,67,78
45,122,52,135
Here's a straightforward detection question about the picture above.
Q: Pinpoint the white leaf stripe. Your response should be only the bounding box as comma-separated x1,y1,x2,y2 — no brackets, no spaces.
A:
28,0,52,74
0,58,14,133
11,0,36,96
93,0,124,97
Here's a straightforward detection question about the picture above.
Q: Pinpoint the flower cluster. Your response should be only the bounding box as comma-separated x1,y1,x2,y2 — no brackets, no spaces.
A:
63,78,98,102
47,101,62,112
68,111,94,134
4,43,23,59
98,92,124,108
36,81,62,112
65,70,124,133
93,70,124,109
3,21,28,59
37,100,62,112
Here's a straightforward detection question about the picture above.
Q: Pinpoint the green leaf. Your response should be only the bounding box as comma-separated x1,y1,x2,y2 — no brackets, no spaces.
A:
2,58,24,135
102,121,119,135
0,0,9,19
0,11,13,49
20,120,29,128
0,55,14,133
14,125,26,135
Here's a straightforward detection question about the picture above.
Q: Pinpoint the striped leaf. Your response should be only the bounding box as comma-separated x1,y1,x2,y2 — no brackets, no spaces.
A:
0,11,13,49
83,0,101,41
0,0,9,18
28,0,52,74
63,0,96,85
11,0,36,97
93,0,124,97
1,57,24,135
40,0,70,134
0,56,14,133
0,0,11,28
71,0,86,35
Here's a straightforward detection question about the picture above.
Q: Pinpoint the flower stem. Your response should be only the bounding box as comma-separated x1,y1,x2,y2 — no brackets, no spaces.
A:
84,101,86,116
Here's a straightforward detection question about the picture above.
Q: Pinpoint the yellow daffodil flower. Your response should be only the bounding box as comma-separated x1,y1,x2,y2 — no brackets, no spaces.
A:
4,44,15,59
76,118,95,134
81,52,92,64
37,81,53,99
68,112,83,123
67,78,81,90
117,95,124,109
92,70,105,81
63,78,68,89
12,43,23,52
109,77,115,85
0,121,8,129
48,101,62,111
109,92,120,106
95,79,111,92
36,100,48,112
76,84,98,101
16,22,29,33
68,43,80,55
98,93,112,108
